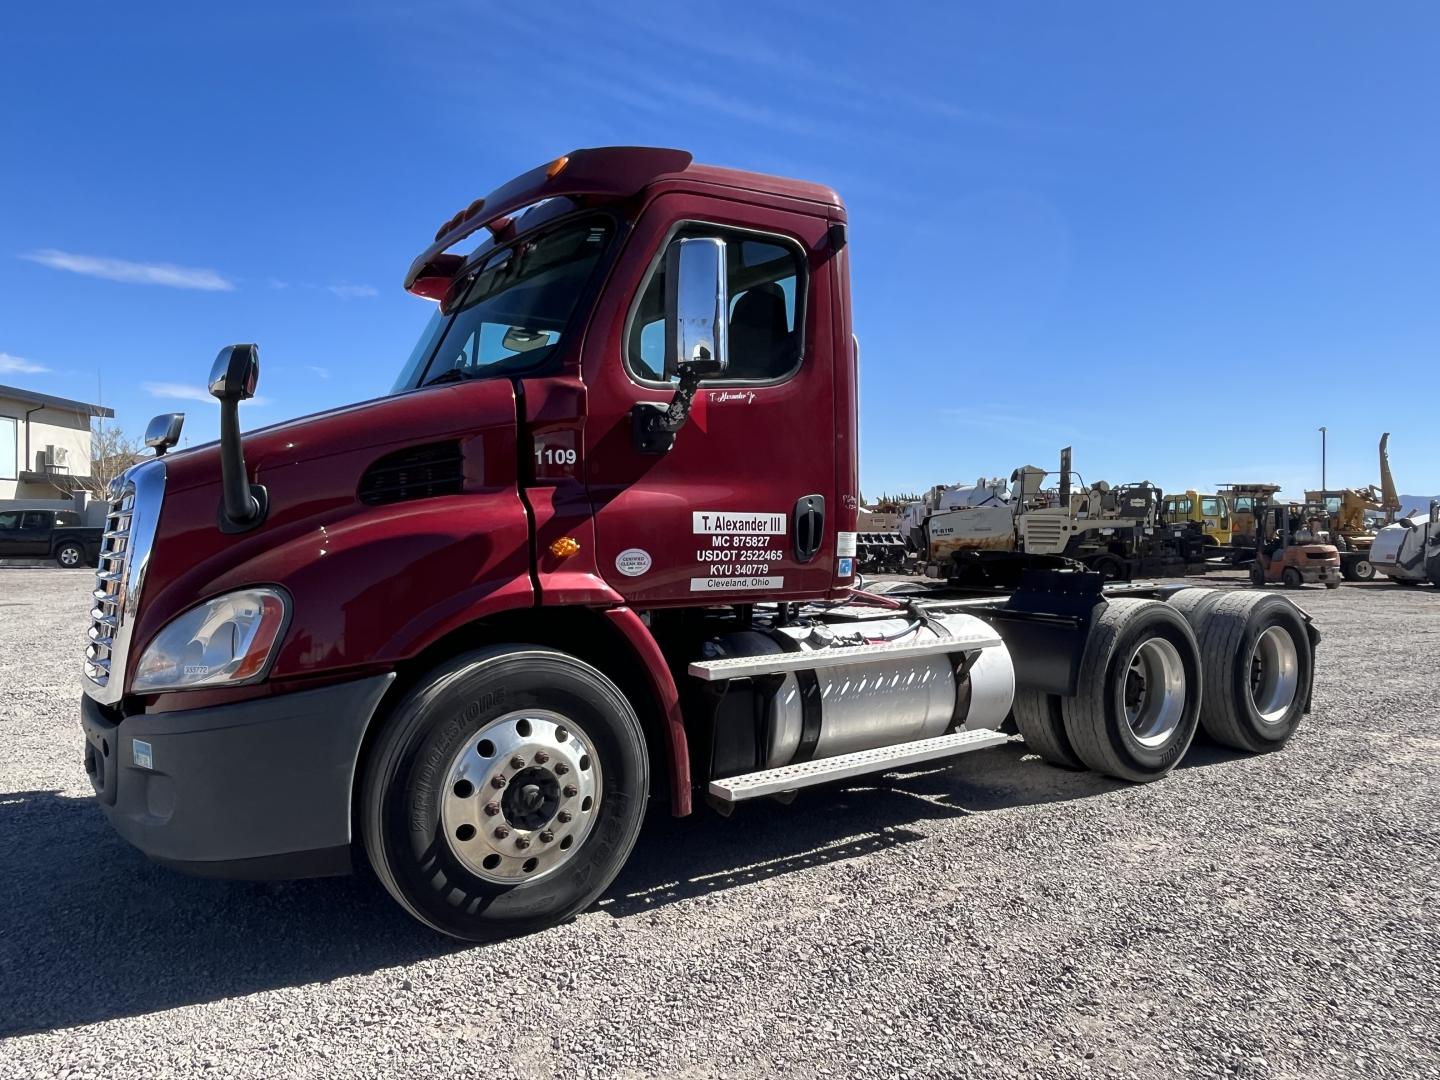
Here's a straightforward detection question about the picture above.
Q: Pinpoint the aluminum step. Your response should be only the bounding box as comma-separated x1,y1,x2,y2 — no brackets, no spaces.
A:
688,630,1002,683
707,728,1011,802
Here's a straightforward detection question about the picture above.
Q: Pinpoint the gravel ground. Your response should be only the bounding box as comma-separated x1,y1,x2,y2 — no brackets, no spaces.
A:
1,568,1436,1079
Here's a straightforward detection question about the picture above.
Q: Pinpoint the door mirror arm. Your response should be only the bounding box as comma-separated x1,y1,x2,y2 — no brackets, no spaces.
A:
631,367,704,454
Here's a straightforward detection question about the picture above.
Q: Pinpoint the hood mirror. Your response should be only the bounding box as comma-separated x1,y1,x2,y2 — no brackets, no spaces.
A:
209,343,260,402
145,413,185,456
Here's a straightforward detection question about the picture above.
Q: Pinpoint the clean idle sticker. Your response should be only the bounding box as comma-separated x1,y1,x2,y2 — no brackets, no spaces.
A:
691,510,786,591
615,548,652,577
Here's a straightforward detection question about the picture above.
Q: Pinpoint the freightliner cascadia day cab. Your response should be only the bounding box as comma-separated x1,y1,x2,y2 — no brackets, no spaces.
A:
79,148,1321,940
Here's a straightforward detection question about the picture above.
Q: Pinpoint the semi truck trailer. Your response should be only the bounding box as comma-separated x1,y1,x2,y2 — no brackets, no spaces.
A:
79,147,1320,940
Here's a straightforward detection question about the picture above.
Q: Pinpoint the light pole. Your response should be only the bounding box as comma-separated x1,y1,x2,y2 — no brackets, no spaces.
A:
1318,426,1327,494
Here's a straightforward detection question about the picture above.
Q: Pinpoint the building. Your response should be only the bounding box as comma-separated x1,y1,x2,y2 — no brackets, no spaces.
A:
0,384,114,506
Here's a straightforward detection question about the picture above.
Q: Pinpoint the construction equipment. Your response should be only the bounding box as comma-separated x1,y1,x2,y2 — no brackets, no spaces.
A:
907,449,1205,585
1369,499,1440,586
1302,434,1405,581
1248,500,1342,589
1162,490,1233,548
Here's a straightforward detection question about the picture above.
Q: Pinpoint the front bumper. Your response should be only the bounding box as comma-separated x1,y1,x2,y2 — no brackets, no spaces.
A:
81,674,394,879
1302,565,1342,585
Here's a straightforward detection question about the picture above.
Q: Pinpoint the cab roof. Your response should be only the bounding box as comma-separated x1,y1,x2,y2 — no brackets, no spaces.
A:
404,146,842,297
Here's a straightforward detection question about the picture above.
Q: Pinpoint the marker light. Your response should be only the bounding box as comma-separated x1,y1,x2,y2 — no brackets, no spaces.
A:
549,536,581,558
132,588,289,693
546,155,569,179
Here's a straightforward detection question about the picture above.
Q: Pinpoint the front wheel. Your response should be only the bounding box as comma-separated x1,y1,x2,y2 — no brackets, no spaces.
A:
1249,563,1266,586
1281,567,1303,588
55,541,86,568
1350,558,1375,582
361,646,649,941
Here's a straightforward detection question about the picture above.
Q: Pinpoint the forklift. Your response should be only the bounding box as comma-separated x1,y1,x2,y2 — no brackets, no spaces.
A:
1249,500,1342,589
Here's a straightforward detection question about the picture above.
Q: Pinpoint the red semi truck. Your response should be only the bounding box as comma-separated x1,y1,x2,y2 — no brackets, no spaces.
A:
79,147,1319,940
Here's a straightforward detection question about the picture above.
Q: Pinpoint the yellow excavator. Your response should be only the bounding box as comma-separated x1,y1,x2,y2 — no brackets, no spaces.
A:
1303,433,1403,582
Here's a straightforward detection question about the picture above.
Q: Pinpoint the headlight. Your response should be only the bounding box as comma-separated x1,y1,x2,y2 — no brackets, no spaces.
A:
131,588,289,693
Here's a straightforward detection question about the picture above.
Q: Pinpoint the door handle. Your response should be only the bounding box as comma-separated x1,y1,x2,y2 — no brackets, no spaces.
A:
793,494,825,563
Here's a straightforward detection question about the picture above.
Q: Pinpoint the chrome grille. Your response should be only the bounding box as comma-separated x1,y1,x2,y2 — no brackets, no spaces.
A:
82,459,165,704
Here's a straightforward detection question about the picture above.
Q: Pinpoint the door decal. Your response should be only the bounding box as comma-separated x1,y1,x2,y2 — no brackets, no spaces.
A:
691,510,787,591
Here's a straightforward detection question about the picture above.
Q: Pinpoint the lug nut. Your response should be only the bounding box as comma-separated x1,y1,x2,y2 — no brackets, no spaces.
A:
515,836,531,850
494,826,510,840
557,810,573,824
534,750,550,764
491,774,506,789
510,755,527,770
554,763,570,776
484,801,501,817
563,784,578,799
539,830,555,844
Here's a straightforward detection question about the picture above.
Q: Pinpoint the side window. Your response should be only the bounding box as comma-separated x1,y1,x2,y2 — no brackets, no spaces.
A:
0,512,18,530
1173,496,1192,516
55,511,81,526
20,511,49,531
1201,497,1221,518
627,225,805,384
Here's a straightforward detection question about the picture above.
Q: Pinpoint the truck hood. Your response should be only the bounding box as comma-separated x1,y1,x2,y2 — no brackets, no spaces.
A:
159,381,517,495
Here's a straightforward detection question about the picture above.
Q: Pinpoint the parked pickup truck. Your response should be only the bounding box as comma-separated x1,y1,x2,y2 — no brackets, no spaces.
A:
0,508,102,567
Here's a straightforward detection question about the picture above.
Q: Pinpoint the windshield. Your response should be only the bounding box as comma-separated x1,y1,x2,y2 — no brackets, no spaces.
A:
392,217,612,392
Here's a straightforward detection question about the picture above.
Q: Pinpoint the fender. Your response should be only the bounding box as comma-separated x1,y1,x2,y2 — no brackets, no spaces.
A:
603,606,692,816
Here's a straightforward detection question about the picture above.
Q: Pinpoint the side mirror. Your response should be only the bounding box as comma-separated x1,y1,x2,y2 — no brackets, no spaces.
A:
144,413,185,456
208,343,260,402
209,343,266,531
664,237,728,379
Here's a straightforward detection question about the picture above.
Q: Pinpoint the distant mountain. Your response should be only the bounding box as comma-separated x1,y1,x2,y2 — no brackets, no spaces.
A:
1397,495,1439,517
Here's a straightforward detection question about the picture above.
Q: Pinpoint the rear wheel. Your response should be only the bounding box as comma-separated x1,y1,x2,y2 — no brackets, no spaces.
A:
1249,563,1266,586
361,646,649,941
1061,599,1202,783
1281,567,1303,588
1190,592,1312,752
1012,688,1083,769
55,541,85,568
1350,558,1375,582
1090,555,1125,582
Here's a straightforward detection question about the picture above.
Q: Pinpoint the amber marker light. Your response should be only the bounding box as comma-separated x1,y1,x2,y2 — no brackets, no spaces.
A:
549,536,581,558
546,155,570,179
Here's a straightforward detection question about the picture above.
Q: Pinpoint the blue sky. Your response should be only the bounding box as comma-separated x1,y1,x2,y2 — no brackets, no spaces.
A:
3,2,1436,502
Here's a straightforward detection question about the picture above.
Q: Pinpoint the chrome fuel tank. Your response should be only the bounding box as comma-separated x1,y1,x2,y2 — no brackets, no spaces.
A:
706,611,1014,770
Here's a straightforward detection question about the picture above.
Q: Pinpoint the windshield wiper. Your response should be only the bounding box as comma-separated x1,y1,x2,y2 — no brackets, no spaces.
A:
422,367,474,388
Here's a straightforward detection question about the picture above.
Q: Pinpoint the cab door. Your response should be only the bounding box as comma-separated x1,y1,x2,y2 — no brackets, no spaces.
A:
17,510,53,555
580,193,840,605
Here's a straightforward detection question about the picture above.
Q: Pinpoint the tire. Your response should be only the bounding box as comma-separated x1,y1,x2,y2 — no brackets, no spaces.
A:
1191,592,1312,753
1249,563,1266,586
1350,558,1375,582
1091,555,1125,582
1165,587,1223,635
1061,599,1202,783
1325,580,1341,590
55,541,86,569
1012,688,1083,769
1281,567,1303,588
361,646,649,941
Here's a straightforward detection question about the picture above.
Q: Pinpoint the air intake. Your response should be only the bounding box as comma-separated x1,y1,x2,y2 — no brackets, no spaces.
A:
358,441,464,506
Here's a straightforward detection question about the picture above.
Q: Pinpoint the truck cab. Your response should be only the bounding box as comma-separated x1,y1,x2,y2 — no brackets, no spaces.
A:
77,147,1321,941
1162,489,1232,547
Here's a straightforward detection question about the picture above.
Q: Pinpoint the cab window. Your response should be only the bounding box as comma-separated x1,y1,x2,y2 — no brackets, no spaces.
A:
627,225,805,384
1172,496,1193,516
20,511,49,530
1200,497,1222,518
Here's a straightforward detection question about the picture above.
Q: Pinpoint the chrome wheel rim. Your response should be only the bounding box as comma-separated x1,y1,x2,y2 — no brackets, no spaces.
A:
440,709,601,885
1248,626,1299,724
1354,560,1372,578
59,548,79,566
1122,638,1186,747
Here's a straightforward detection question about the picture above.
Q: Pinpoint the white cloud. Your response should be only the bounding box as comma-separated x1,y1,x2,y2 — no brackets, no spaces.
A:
144,382,269,406
326,283,378,300
20,250,235,291
268,278,289,290
305,365,330,379
0,352,49,375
